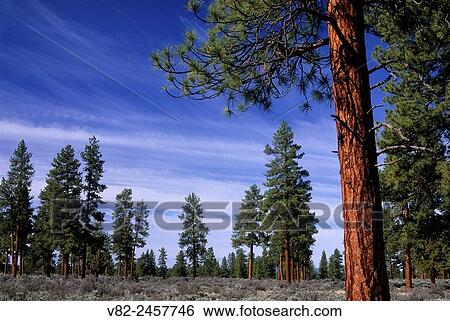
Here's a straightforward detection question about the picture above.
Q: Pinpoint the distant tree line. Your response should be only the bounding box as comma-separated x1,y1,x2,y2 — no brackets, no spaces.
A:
1,118,448,285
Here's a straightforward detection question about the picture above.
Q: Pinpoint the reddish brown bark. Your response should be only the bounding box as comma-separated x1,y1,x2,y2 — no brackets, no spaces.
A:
327,0,390,300
248,241,253,279
404,246,412,289
284,235,291,284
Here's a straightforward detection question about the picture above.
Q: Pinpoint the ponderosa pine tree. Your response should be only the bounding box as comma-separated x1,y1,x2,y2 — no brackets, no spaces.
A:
112,188,134,277
29,190,54,277
150,0,437,299
233,248,247,279
201,247,219,277
136,249,157,277
227,252,236,278
232,184,264,279
319,251,328,279
80,136,106,278
379,101,448,288
172,250,188,277
329,248,344,280
263,121,314,284
87,229,114,276
438,161,450,277
0,140,34,276
157,247,168,278
219,257,229,278
178,193,209,277
40,145,82,277
130,200,150,277
0,188,10,273
259,247,276,279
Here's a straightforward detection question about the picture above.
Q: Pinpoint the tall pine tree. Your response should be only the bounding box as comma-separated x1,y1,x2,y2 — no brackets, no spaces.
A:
263,121,315,284
80,136,106,278
130,200,150,277
112,188,134,277
178,193,209,277
232,184,264,279
0,140,34,276
157,247,168,278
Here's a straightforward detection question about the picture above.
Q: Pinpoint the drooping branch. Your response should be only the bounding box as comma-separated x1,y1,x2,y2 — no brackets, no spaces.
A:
377,145,435,156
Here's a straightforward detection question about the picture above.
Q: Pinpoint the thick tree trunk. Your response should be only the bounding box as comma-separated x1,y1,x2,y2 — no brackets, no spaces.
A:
284,234,291,284
248,241,253,279
327,0,390,300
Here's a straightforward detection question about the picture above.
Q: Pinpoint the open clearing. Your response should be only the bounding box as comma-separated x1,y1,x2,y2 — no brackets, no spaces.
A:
0,276,449,301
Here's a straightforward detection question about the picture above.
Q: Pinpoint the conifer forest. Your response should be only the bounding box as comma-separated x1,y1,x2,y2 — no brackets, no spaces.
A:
0,0,449,301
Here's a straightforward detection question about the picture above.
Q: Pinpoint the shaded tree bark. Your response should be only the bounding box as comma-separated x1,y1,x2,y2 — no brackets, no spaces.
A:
284,234,291,284
4,251,8,274
430,267,437,288
248,240,253,280
278,254,283,281
19,251,24,275
327,0,390,300
404,208,412,290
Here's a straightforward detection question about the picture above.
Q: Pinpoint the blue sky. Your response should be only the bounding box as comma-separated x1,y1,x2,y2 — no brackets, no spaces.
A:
0,0,389,266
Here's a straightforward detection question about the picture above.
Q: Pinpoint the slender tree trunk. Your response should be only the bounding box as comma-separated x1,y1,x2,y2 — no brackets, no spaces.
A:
4,251,8,274
290,255,295,281
279,254,283,281
327,0,390,300
284,234,291,284
78,256,81,277
193,246,197,278
405,245,413,289
430,267,437,288
11,225,19,277
124,256,128,278
130,246,135,278
95,250,100,277
19,251,24,275
81,241,87,278
403,206,413,289
296,259,300,282
248,241,253,280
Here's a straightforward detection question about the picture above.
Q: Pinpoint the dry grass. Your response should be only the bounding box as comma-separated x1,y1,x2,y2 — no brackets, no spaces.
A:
0,275,448,301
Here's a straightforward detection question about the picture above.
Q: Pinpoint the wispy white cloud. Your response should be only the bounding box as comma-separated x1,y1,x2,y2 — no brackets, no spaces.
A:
0,120,266,164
